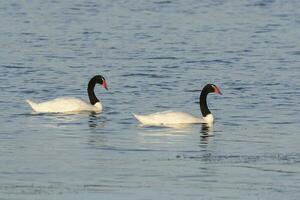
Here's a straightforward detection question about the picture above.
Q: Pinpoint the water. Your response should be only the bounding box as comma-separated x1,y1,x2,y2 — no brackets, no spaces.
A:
1,0,300,199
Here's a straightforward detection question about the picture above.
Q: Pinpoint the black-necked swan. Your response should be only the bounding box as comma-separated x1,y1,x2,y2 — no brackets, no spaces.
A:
134,84,222,126
26,75,108,113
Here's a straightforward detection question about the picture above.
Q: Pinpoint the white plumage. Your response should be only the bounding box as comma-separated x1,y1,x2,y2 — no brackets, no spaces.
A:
26,97,102,113
26,75,107,114
133,111,214,126
133,84,221,127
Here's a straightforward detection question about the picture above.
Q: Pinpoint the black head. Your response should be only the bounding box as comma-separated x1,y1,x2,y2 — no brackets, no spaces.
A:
203,84,222,95
87,75,108,105
93,75,108,90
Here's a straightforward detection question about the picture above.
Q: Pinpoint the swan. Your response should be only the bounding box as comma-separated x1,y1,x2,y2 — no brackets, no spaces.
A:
134,84,222,126
26,75,108,113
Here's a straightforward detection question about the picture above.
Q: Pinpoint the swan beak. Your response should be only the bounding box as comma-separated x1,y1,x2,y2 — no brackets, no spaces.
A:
102,80,108,90
215,87,222,95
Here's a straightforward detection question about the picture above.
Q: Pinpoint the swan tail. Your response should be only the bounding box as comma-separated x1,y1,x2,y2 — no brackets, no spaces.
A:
26,99,38,111
133,113,152,125
133,113,144,123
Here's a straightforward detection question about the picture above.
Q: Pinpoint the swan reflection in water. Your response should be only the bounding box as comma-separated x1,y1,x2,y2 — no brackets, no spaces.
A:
200,123,214,145
136,122,215,146
138,122,196,130
88,112,107,128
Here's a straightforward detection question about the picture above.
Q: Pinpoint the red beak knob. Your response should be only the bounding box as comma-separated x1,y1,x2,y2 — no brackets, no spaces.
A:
102,80,108,90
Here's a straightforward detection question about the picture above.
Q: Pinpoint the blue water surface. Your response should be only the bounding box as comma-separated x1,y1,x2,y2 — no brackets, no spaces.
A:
0,0,300,199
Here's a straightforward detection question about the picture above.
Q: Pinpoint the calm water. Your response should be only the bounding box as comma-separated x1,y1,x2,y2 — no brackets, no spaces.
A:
1,0,300,199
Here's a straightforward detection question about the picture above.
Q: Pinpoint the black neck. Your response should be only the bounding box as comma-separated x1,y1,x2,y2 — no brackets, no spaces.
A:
87,77,100,105
199,89,211,117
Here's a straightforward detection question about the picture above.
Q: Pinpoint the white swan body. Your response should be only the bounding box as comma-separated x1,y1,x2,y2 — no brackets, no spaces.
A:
26,75,107,114
134,84,221,127
134,111,213,126
26,98,102,113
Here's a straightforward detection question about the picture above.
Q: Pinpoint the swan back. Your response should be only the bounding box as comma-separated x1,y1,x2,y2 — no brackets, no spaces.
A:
26,97,102,113
134,110,203,126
